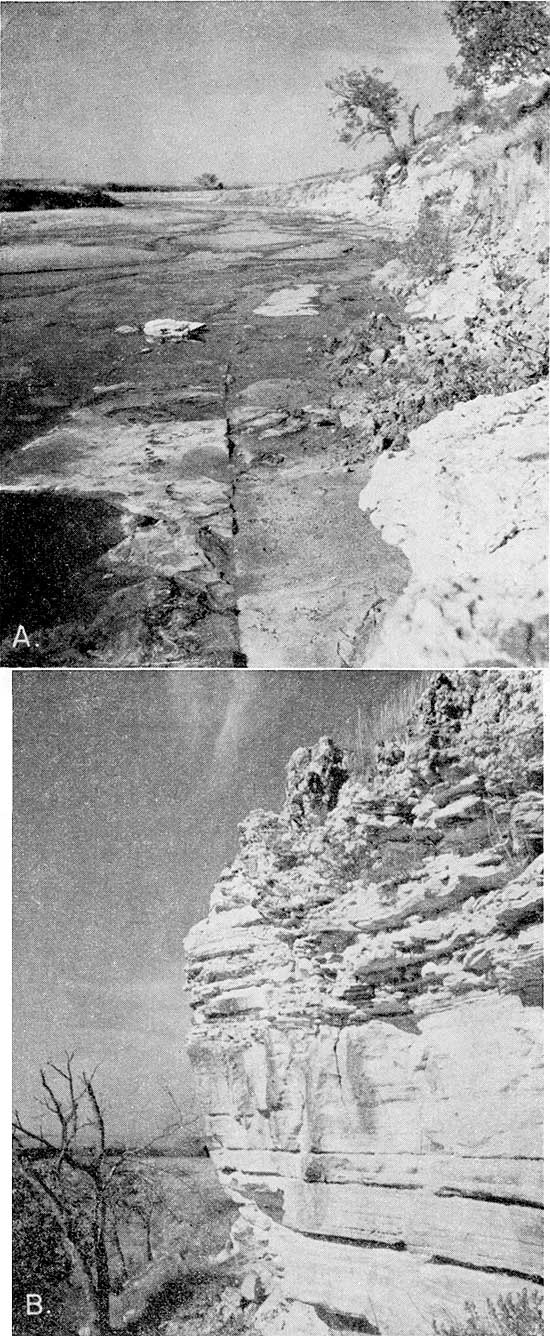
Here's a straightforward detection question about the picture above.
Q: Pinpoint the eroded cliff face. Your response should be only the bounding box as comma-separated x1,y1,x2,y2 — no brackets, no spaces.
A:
264,94,548,667
185,673,543,1336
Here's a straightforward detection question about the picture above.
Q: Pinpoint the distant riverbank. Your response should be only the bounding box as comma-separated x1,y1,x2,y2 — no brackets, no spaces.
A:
0,180,123,211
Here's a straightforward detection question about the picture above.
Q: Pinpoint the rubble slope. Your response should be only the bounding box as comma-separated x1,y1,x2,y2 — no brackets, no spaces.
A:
269,92,549,665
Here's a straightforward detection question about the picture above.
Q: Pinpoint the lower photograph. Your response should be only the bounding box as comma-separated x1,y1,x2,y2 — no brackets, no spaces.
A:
12,669,543,1336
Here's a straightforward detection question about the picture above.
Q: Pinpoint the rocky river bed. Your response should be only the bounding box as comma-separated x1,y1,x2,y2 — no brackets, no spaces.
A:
1,171,546,669
0,192,411,667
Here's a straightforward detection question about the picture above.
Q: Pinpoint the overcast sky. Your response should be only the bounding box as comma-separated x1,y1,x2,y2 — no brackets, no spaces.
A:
13,669,422,1142
1,2,458,184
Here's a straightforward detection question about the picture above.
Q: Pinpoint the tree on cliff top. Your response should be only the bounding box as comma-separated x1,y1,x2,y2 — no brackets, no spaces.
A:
446,1,550,91
327,67,419,154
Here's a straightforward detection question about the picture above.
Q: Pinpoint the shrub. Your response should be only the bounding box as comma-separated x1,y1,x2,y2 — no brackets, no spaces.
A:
343,674,431,778
12,1166,72,1336
400,199,454,279
451,91,491,127
445,2,550,93
371,145,411,203
432,1288,543,1336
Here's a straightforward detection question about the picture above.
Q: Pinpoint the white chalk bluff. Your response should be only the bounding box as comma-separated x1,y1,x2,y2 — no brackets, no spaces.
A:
185,673,543,1336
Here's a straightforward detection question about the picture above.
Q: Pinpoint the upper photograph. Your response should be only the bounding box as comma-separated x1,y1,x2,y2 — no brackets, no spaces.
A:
1,0,548,669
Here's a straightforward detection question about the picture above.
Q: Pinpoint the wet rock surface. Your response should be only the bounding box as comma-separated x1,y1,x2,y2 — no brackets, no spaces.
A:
0,194,406,666
185,672,543,1336
2,104,547,667
0,413,238,666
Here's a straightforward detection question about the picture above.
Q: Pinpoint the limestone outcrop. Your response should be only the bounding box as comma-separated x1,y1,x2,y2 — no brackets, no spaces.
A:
185,673,543,1335
264,92,548,667
359,381,548,666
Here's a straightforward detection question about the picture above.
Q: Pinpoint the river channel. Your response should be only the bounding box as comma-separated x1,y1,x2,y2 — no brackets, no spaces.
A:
0,191,409,666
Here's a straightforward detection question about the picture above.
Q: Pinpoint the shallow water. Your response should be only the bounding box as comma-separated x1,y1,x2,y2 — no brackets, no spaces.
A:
0,490,126,633
1,192,407,666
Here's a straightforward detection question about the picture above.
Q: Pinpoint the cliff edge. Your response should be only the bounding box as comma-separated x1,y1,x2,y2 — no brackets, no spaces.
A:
185,672,543,1335
262,88,549,666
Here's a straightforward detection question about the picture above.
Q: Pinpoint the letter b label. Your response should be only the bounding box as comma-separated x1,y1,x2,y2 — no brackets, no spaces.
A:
26,1294,43,1315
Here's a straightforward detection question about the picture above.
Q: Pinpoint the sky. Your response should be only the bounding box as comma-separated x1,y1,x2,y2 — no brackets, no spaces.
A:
1,1,459,184
13,668,423,1142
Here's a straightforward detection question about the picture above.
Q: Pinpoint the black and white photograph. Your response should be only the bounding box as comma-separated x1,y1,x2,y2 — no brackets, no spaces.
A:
11,668,544,1335
1,0,547,668
4,3,547,1336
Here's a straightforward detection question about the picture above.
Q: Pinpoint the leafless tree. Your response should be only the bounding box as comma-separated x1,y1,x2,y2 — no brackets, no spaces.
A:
112,1162,185,1265
13,1054,182,1336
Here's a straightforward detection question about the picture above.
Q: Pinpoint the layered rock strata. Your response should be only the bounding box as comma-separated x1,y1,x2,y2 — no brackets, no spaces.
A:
185,672,543,1336
269,94,549,667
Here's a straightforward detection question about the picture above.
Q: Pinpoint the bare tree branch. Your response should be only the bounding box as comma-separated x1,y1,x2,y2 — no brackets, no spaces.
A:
82,1071,106,1154
14,1056,186,1335
16,1159,98,1302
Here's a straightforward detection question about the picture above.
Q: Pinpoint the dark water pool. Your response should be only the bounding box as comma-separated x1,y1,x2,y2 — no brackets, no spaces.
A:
0,490,126,643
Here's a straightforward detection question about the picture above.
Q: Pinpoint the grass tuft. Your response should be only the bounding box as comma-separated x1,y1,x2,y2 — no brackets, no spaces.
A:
342,673,431,778
432,1289,543,1336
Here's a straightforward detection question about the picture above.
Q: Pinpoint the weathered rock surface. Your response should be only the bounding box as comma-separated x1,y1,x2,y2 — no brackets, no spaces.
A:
228,380,410,669
233,456,409,669
185,673,543,1335
0,409,239,666
359,382,547,666
253,285,320,317
267,95,548,667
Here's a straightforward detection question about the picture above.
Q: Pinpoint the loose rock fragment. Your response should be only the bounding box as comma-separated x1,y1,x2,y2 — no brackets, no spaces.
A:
143,317,207,342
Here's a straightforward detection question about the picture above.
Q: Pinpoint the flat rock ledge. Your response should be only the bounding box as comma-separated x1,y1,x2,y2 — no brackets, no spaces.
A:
185,672,543,1336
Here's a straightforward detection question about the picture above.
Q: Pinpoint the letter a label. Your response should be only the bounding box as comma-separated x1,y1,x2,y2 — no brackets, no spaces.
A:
12,625,30,649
